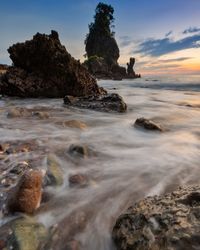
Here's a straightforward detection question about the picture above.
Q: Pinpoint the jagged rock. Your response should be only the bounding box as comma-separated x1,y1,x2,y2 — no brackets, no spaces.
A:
64,93,127,113
0,30,104,97
126,57,141,79
134,118,163,132
113,185,200,250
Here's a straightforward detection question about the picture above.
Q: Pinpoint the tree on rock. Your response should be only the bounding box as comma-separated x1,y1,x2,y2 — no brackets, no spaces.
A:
85,2,119,66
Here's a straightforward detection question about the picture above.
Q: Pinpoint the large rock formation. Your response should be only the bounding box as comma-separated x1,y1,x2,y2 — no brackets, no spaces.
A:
113,185,200,250
84,3,140,80
0,30,103,97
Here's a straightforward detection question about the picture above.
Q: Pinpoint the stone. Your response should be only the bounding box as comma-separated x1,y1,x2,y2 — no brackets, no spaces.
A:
7,217,48,250
69,174,88,187
62,120,87,130
113,185,200,250
65,240,80,250
64,93,127,113
0,30,104,98
6,169,43,214
46,154,63,186
32,111,50,119
7,108,31,118
134,117,163,132
68,145,89,159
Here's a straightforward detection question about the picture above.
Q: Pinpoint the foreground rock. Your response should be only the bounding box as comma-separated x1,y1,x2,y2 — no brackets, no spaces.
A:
134,117,163,132
64,93,127,113
0,30,104,97
113,185,200,250
6,169,43,214
0,216,48,250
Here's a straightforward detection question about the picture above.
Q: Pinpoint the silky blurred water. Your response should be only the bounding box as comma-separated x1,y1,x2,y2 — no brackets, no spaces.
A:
1,75,200,249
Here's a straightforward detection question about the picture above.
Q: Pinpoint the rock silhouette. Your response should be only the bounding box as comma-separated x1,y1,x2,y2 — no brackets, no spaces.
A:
0,30,103,97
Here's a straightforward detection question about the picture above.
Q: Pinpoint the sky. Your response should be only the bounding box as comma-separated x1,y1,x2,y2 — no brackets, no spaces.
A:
1,0,200,76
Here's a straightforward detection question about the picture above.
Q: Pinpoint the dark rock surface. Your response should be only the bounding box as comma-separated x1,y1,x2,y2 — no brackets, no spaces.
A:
64,93,127,113
113,185,200,250
83,55,141,80
134,117,163,132
0,30,103,98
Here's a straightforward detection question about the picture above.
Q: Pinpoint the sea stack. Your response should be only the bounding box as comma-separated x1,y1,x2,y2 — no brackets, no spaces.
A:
83,3,140,79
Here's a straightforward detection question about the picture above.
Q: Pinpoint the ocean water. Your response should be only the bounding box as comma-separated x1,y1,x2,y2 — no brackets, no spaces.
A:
0,75,200,249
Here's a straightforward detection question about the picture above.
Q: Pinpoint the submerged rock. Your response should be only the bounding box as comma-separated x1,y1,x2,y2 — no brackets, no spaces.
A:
62,120,87,130
113,185,200,250
46,154,63,186
64,93,127,113
7,216,48,250
0,30,104,98
134,117,163,132
69,174,88,188
6,169,43,214
68,145,90,159
7,107,31,118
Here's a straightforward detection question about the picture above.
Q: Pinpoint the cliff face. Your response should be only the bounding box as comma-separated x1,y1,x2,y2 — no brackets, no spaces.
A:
1,31,103,98
85,33,119,67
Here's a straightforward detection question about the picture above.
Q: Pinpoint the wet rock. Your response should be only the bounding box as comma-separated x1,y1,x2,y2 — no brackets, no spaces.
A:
69,174,88,188
32,111,50,119
1,30,104,98
46,154,63,186
7,108,31,118
6,169,43,214
68,144,91,159
7,216,48,250
62,120,87,130
113,185,200,250
9,161,30,175
64,93,127,113
134,117,163,132
65,240,80,250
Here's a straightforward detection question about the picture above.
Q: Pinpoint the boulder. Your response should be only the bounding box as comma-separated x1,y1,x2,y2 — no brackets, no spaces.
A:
134,118,163,132
0,31,104,98
113,185,200,250
64,93,127,113
6,169,43,214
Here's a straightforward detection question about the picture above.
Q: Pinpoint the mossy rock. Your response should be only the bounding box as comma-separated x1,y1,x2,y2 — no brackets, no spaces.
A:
46,154,63,186
8,216,48,250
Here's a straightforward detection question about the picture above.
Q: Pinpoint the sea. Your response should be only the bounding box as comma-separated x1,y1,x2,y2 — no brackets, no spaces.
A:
0,75,200,249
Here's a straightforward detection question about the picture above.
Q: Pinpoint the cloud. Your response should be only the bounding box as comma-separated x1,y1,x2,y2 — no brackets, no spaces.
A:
135,34,200,57
183,27,200,34
157,57,192,63
165,31,173,37
119,36,133,48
